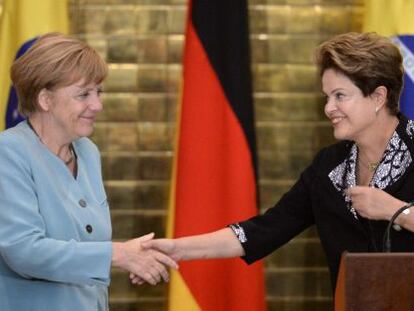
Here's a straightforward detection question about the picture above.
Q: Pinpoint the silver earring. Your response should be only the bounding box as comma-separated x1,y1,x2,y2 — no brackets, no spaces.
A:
375,106,379,115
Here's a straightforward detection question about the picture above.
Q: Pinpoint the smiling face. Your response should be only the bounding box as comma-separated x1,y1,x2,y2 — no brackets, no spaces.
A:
43,81,103,142
322,69,380,142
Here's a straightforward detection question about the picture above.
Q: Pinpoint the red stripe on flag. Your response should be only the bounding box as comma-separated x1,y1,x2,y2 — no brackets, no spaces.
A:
173,16,266,311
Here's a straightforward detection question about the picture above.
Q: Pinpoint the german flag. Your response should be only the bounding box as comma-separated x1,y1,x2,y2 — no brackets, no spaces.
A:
167,0,266,310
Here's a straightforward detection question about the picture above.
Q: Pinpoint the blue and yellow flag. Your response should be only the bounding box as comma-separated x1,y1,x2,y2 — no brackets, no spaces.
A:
363,0,414,118
0,0,69,131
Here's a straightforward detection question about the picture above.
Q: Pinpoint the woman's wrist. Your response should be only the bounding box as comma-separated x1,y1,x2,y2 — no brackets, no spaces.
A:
392,201,410,227
111,242,126,268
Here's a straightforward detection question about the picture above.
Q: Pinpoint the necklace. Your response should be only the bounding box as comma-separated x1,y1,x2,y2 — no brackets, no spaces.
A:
358,147,380,173
65,145,75,165
366,161,380,172
27,119,76,166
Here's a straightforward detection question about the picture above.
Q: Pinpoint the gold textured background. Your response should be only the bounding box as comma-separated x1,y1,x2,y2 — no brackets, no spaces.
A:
0,0,363,310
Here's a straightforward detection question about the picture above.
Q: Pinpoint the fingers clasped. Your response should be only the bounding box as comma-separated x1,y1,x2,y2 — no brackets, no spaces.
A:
125,235,179,286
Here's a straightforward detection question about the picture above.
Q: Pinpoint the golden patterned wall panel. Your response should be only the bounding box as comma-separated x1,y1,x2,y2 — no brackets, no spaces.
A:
167,5,186,34
136,64,169,92
105,181,169,211
108,7,138,35
78,6,108,34
167,35,184,62
254,93,325,121
267,238,327,267
102,154,141,180
137,123,174,151
252,35,289,63
105,64,138,91
259,150,318,179
288,36,323,62
252,35,322,64
253,6,289,33
93,122,139,151
321,5,355,33
256,122,333,152
135,7,168,35
137,94,177,122
111,209,166,238
102,152,173,184
138,36,168,62
108,36,140,63
252,64,318,92
98,93,139,122
136,154,172,180
287,6,322,33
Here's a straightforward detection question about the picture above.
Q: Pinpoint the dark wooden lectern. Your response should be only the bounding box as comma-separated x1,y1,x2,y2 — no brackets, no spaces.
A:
335,252,414,311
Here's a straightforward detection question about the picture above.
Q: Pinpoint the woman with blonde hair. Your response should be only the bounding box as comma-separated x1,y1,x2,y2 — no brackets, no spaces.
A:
0,33,177,311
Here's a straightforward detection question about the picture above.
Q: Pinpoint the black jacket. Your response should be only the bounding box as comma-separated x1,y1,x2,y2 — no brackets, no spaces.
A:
234,114,414,289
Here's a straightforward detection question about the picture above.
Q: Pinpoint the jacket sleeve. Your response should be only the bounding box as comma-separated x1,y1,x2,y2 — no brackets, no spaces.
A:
231,149,323,264
0,137,112,286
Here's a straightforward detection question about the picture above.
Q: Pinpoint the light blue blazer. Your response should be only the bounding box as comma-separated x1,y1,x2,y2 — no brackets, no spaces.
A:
0,121,113,311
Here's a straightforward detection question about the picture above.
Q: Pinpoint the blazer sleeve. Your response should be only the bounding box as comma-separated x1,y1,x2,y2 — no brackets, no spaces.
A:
0,137,112,286
232,149,322,264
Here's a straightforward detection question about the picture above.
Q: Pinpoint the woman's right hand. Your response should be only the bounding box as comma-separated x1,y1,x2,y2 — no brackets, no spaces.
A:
129,238,181,285
142,238,183,261
128,228,244,285
112,233,179,285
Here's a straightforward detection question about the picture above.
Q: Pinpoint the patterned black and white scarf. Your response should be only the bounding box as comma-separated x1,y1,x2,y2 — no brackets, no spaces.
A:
328,121,414,219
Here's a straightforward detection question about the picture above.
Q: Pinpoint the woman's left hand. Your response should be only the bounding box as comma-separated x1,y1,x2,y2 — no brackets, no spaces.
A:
345,186,405,220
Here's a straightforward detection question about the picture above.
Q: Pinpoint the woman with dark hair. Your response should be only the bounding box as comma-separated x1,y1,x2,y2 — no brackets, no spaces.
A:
137,32,414,290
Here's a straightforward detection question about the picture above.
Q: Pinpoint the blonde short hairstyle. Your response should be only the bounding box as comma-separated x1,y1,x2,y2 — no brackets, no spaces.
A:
11,32,108,116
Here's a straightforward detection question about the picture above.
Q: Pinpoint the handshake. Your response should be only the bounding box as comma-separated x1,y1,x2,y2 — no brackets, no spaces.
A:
112,228,245,285
112,233,180,286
